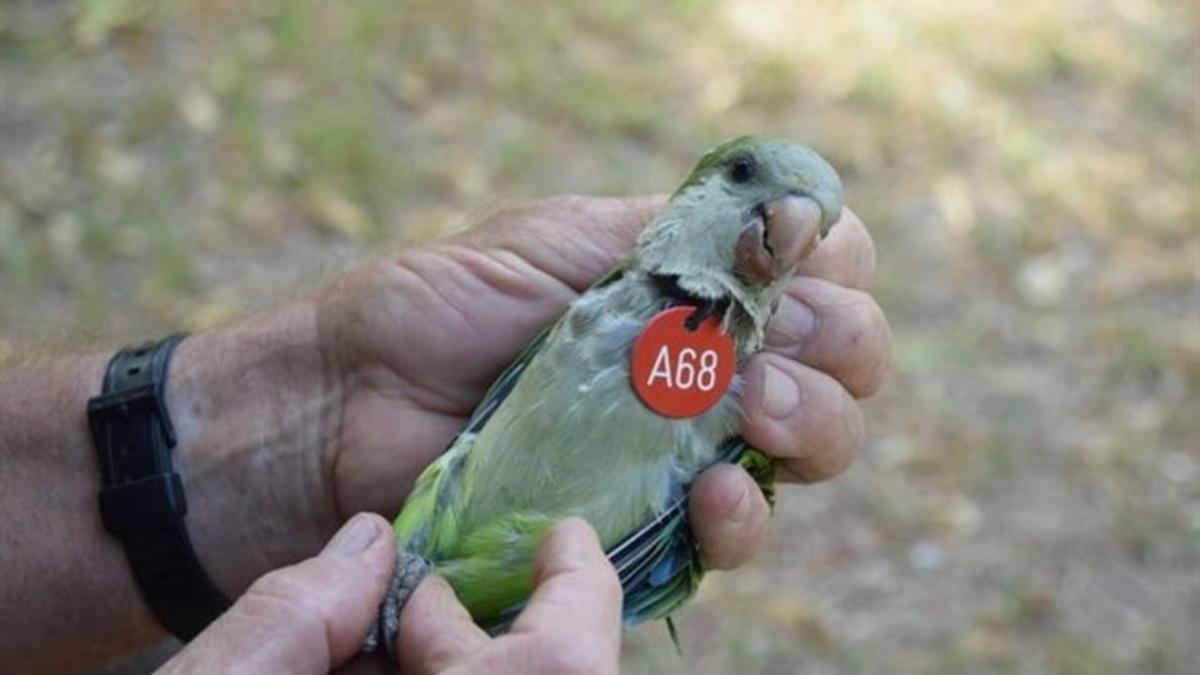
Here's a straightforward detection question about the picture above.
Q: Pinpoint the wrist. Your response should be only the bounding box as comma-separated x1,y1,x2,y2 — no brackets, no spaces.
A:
167,299,344,596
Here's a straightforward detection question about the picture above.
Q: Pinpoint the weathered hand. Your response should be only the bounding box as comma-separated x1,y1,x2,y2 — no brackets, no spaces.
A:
158,517,620,675
316,195,889,571
156,513,396,675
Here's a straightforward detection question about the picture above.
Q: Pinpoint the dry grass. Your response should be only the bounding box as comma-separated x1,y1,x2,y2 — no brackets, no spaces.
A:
2,1,1197,673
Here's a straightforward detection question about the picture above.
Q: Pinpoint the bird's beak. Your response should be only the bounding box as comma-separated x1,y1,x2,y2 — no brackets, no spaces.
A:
734,195,823,284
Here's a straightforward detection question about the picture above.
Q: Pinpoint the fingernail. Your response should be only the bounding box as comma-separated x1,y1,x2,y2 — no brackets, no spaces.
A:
324,513,381,557
767,295,817,347
761,361,800,421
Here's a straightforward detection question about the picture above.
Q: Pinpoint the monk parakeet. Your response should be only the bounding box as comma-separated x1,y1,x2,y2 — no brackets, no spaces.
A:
363,136,842,654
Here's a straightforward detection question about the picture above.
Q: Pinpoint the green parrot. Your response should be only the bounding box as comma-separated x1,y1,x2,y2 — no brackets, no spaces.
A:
363,136,843,654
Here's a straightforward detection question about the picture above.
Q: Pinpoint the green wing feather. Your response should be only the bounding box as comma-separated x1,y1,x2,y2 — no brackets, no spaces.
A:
391,260,777,633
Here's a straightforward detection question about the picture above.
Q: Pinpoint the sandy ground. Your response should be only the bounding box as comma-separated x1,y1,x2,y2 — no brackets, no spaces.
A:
2,2,1197,673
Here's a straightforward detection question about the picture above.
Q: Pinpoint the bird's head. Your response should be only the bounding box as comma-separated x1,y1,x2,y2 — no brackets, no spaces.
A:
633,136,843,347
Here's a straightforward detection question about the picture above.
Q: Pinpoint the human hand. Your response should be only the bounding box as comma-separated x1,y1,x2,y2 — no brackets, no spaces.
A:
156,516,620,675
171,194,889,595
395,518,621,675
155,513,396,675
320,196,889,570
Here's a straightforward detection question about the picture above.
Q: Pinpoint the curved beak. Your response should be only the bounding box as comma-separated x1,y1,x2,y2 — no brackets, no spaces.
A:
734,195,824,284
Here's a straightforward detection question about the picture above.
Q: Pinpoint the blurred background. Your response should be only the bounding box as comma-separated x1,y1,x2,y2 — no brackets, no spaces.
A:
2,1,1197,673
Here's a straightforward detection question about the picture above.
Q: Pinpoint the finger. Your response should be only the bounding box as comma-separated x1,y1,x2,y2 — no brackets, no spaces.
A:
510,519,622,661
687,464,771,570
764,278,891,398
332,655,391,675
397,575,490,675
465,194,668,291
160,513,395,675
740,353,866,483
795,207,876,290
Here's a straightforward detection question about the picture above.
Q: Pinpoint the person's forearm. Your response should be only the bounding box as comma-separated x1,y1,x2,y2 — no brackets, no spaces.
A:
0,351,144,673
0,299,343,673
171,300,343,595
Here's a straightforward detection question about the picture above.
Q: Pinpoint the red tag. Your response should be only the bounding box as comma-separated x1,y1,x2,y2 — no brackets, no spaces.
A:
630,306,736,418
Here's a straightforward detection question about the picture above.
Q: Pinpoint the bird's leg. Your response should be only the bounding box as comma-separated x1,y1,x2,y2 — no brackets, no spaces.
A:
360,550,431,659
684,297,730,331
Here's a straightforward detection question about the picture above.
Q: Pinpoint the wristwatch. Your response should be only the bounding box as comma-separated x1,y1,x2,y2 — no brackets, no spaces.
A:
86,333,229,641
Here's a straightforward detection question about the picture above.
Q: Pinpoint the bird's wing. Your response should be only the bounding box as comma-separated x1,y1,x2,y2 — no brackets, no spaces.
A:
619,443,776,628
399,258,778,634
392,263,629,552
463,262,629,434
485,439,775,635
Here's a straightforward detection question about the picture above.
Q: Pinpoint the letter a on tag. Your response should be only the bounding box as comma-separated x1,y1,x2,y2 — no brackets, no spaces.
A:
630,306,735,418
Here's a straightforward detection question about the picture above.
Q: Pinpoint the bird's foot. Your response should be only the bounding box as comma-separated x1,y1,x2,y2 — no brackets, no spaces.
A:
360,551,431,659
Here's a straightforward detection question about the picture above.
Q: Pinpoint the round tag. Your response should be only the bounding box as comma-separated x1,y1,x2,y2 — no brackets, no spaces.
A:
630,306,736,419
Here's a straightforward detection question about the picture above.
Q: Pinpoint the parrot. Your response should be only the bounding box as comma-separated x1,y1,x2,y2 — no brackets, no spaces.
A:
362,135,843,655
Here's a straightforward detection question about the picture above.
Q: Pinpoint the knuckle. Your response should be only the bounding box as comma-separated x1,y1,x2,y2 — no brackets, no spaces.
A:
858,301,891,396
844,294,890,397
421,639,467,672
707,502,768,569
838,396,866,459
595,566,623,602
793,388,861,483
824,402,864,479
242,569,326,634
817,387,853,450
840,209,877,284
855,224,878,284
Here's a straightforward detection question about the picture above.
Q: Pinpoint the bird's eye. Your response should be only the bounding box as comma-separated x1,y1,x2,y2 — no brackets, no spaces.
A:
728,156,756,184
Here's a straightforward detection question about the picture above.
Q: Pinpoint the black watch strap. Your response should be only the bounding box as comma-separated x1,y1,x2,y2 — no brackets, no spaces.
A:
87,334,230,641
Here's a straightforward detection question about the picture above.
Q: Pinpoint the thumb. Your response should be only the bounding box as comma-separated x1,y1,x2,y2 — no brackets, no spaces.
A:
157,513,395,675
510,518,623,669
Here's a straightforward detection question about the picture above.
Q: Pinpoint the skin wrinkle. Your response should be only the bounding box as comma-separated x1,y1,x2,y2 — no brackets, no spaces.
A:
385,243,580,415
481,244,582,304
739,352,863,484
318,362,350,531
767,289,822,353
441,246,579,340
313,281,353,531
468,197,659,292
316,288,374,527
687,465,769,570
763,277,888,399
382,257,492,411
166,306,346,596
336,386,470,511
331,391,465,517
